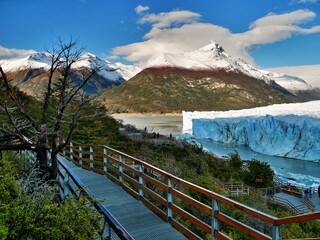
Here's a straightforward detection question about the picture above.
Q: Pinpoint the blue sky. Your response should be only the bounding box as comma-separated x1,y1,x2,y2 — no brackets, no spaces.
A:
0,0,319,68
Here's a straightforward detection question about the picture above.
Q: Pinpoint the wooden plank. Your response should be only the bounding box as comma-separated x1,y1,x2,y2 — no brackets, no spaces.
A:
171,188,211,215
171,204,211,233
71,147,82,153
142,173,167,190
122,163,139,175
140,185,167,206
106,172,120,185
79,157,90,163
169,219,202,240
81,164,91,170
276,212,320,225
122,173,138,187
93,168,104,174
213,230,232,240
215,212,271,240
141,197,167,221
122,184,139,199
92,160,103,166
106,155,119,164
172,177,277,225
107,164,119,175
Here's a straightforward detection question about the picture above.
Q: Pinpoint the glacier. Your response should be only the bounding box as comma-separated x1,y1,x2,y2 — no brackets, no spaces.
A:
184,101,320,161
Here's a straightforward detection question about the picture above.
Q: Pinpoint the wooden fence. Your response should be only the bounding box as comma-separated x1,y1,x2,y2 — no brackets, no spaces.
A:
57,154,134,240
59,138,320,240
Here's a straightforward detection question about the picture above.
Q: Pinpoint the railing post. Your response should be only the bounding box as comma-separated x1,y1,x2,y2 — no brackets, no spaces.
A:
138,164,144,200
69,141,74,162
79,145,82,166
272,225,281,240
211,199,220,240
47,150,51,166
167,178,173,222
118,155,123,183
102,220,112,240
89,146,93,170
64,173,70,198
62,139,66,156
103,147,108,173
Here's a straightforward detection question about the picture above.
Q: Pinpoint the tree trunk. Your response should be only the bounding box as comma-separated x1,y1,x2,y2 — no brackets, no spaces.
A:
50,152,58,180
36,147,49,179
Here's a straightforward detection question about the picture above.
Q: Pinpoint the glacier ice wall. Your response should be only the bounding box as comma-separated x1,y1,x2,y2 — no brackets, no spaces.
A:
192,115,320,161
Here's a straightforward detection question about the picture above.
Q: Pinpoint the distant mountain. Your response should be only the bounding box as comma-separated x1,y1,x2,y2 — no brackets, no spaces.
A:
100,66,295,114
99,42,316,114
266,65,320,88
0,52,141,97
146,41,313,93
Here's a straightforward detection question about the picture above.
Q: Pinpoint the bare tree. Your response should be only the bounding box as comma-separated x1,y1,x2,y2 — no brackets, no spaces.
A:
0,38,99,179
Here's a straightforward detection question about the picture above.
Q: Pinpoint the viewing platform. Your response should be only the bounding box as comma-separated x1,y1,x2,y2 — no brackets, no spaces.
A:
58,156,185,240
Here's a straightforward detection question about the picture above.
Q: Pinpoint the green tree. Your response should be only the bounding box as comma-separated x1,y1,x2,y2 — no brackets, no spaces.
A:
243,159,274,188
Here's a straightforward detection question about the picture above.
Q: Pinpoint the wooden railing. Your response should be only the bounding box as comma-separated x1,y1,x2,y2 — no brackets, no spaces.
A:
269,196,307,215
304,197,316,213
216,182,255,196
56,156,134,240
59,138,320,240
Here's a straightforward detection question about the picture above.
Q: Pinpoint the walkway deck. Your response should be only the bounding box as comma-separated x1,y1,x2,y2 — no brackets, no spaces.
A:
274,192,320,213
58,156,186,240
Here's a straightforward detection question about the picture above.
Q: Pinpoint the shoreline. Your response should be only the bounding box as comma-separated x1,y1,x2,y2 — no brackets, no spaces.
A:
111,112,182,117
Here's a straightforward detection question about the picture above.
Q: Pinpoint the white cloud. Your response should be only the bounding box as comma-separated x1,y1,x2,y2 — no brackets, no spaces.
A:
0,45,36,60
138,10,201,39
135,5,150,14
113,9,320,67
290,0,318,5
250,10,316,28
298,0,318,3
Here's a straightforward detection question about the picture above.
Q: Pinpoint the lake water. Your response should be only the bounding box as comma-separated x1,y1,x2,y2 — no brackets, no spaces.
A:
113,115,320,188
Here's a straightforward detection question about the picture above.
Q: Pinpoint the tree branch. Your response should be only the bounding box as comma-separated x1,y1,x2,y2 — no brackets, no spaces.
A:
0,66,39,132
0,144,34,151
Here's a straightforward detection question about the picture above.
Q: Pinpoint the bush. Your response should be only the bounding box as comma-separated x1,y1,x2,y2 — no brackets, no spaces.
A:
243,159,274,188
0,152,102,240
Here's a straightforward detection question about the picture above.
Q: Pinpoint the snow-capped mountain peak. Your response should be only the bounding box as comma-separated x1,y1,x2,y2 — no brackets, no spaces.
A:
197,41,225,54
0,51,141,82
0,52,52,72
146,41,312,91
27,52,51,63
147,52,210,69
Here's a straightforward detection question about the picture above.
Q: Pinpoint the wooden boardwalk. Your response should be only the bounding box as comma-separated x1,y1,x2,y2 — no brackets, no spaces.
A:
274,192,320,213
58,156,186,240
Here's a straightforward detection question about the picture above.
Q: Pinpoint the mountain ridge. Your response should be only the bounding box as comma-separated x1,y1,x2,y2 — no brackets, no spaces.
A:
0,52,141,97
100,66,296,113
146,41,313,92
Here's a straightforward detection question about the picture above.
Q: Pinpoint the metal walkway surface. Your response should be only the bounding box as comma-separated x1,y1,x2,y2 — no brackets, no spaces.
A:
58,156,186,240
274,192,320,213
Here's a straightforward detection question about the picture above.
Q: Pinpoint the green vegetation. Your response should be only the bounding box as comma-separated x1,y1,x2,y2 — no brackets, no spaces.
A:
101,67,293,113
0,152,101,240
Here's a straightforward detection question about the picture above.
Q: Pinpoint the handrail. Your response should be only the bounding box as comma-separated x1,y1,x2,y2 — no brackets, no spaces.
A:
59,138,320,239
57,157,134,240
269,196,305,215
304,197,316,212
